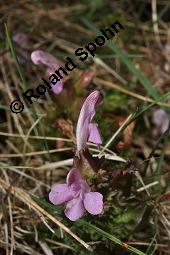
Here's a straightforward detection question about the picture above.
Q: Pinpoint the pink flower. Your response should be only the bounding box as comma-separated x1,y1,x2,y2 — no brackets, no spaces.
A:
31,50,64,94
49,168,103,221
49,91,104,221
76,90,102,153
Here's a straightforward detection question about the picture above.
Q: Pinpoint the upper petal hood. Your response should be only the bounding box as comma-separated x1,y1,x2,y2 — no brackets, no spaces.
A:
67,168,83,186
76,91,102,152
31,50,60,70
67,168,90,193
31,50,64,94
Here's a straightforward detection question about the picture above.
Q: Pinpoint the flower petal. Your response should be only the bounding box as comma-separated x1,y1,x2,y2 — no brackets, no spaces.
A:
83,192,103,215
46,68,64,94
76,91,102,152
51,79,64,94
88,123,102,145
49,184,74,205
66,168,82,186
66,168,90,194
64,197,85,221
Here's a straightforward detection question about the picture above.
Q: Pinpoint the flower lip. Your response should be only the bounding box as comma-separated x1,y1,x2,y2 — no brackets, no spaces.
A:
49,168,103,221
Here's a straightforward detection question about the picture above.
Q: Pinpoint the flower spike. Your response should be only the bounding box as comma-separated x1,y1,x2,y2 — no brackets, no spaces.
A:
49,91,104,221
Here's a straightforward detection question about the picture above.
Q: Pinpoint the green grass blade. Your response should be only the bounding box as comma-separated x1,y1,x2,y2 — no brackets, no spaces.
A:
131,91,170,122
31,194,148,255
0,104,10,110
77,220,148,255
5,23,27,90
98,91,170,154
154,129,169,188
82,19,160,100
4,26,50,153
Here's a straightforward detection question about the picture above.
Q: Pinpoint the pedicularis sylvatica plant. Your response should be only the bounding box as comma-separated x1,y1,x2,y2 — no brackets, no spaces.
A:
49,91,104,221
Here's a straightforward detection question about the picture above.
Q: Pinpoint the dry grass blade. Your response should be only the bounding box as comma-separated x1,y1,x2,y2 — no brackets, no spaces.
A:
94,57,127,85
99,114,133,156
95,77,170,108
0,132,72,142
0,148,72,158
0,177,92,251
1,1,170,254
37,159,73,171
